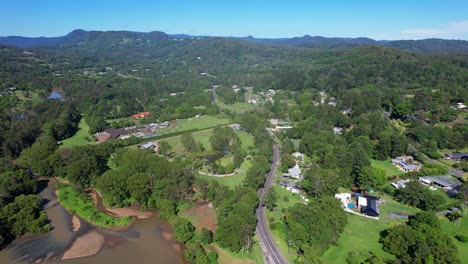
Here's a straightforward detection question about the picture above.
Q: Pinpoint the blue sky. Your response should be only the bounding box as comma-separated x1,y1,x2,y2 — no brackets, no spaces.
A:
1,0,468,40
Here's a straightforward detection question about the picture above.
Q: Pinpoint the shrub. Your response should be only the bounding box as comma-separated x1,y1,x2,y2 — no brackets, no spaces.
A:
269,222,277,230
455,235,468,243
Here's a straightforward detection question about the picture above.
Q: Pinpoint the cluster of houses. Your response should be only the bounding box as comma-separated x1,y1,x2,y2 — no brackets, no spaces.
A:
392,175,462,195
97,120,174,142
335,193,380,218
391,156,422,173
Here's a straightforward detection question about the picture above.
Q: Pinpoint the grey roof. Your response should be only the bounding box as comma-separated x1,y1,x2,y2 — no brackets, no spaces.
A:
288,165,301,177
391,159,419,171
448,153,468,160
420,176,462,188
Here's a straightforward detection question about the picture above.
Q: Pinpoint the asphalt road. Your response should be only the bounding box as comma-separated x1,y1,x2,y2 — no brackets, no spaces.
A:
408,145,464,178
256,144,289,264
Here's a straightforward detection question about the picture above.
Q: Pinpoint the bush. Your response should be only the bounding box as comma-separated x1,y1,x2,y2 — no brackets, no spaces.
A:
455,235,468,243
217,166,225,174
269,222,277,230
283,196,289,202
225,163,236,174
207,251,218,264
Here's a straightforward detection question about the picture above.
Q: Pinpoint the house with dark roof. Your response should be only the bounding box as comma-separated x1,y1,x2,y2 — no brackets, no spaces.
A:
446,153,468,161
419,176,462,191
360,196,380,217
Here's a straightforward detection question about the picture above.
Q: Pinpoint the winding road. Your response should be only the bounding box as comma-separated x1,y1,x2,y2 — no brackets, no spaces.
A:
256,144,288,264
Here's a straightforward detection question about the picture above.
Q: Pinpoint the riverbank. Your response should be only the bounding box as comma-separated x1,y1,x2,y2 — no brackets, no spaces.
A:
57,184,132,228
90,191,153,219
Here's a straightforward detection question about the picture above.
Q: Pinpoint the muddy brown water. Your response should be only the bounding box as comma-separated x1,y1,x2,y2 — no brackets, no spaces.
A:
0,180,184,264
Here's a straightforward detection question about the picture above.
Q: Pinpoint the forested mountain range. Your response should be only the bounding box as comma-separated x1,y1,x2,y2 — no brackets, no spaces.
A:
1,29,468,55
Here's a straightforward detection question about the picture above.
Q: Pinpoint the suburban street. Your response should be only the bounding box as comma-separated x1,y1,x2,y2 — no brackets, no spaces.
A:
256,144,289,264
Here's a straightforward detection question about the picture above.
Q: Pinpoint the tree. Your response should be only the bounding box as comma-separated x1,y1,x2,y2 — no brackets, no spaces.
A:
95,170,128,207
264,187,278,210
200,227,213,245
381,211,459,263
286,197,347,255
0,169,37,201
0,194,50,236
302,168,340,198
355,167,387,190
172,217,195,243
158,141,172,156
394,181,444,211
127,173,152,206
181,133,197,152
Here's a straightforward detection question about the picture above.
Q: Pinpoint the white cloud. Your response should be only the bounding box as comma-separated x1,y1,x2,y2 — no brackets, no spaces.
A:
401,20,468,39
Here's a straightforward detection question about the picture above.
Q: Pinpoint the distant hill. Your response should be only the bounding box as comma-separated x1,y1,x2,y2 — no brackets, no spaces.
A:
238,35,468,54
0,29,169,48
1,29,467,54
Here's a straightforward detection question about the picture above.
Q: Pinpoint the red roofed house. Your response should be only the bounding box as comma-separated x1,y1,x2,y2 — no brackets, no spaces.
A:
132,112,151,119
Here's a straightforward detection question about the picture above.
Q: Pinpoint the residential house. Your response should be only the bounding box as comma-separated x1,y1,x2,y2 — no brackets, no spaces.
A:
419,176,462,191
391,156,421,172
391,179,411,189
446,153,468,161
292,152,305,162
335,193,352,208
288,164,301,179
139,142,157,150
359,196,380,217
132,112,151,119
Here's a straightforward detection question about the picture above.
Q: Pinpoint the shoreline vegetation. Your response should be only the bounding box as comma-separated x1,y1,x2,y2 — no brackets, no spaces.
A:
56,184,132,228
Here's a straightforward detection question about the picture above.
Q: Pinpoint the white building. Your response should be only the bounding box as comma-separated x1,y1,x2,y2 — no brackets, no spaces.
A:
288,164,301,179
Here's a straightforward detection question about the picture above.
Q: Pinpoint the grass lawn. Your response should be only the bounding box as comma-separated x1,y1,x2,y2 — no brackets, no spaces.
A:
371,159,405,177
322,215,394,263
440,217,468,262
215,97,256,113
15,90,44,106
157,115,232,134
235,130,254,152
432,188,461,210
162,128,215,155
210,243,263,264
59,118,91,148
197,159,252,188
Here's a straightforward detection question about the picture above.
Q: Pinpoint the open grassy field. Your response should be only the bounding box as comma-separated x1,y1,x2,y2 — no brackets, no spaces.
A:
215,97,256,113
161,128,215,155
210,243,263,264
235,130,254,152
59,118,91,148
440,217,468,262
371,159,405,177
322,214,395,263
197,159,252,188
158,115,232,134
